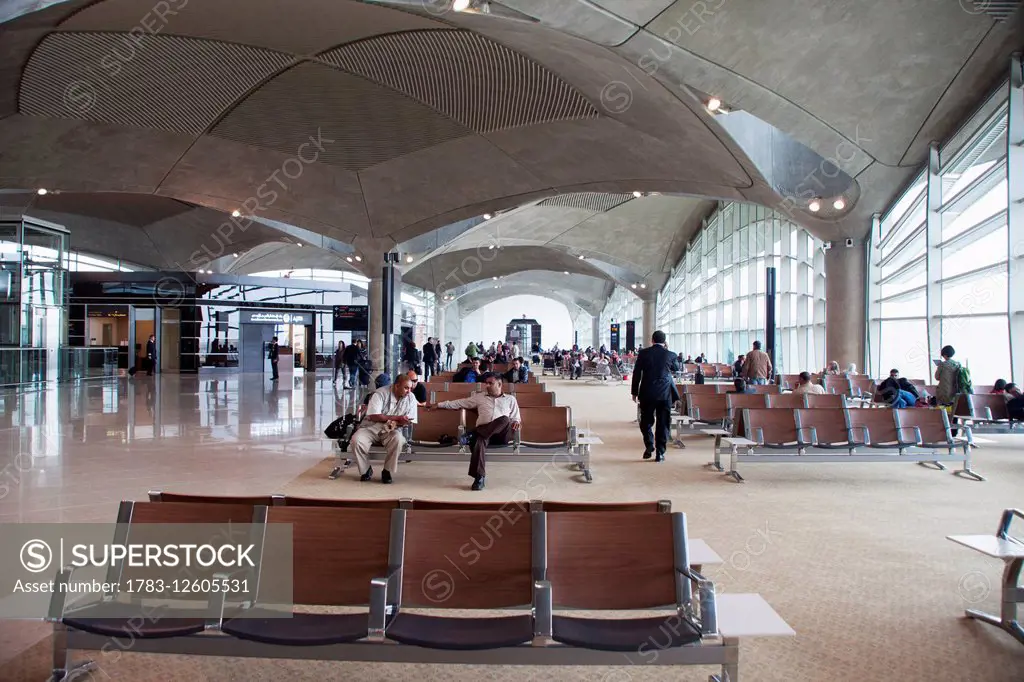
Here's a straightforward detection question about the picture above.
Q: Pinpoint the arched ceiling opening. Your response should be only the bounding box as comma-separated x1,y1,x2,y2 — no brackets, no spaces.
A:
445,270,610,316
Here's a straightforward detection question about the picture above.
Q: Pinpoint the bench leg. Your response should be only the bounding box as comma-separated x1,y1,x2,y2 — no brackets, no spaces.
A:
965,558,1024,645
717,636,740,681
954,447,985,481
917,460,946,471
727,448,745,483
707,443,724,472
50,624,97,682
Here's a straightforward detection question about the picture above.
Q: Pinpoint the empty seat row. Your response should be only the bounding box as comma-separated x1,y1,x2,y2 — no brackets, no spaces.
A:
686,392,846,423
51,502,717,666
149,491,672,512
737,407,958,452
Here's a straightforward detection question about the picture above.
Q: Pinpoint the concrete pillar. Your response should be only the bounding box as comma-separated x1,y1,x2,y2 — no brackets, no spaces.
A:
434,304,445,343
643,299,658,346
825,243,867,371
591,316,599,349
368,276,383,379
1008,54,1023,384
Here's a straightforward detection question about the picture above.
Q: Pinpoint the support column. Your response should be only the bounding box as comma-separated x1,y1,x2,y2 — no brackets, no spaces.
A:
642,298,657,347
1009,54,1023,384
591,316,599,349
434,304,445,343
925,143,944,363
368,276,383,381
825,242,867,371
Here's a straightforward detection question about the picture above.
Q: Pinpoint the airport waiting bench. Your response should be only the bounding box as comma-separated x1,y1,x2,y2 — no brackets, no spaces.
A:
954,393,1023,437
49,501,792,682
947,508,1024,647
333,405,593,483
146,493,725,572
703,406,983,483
671,392,846,447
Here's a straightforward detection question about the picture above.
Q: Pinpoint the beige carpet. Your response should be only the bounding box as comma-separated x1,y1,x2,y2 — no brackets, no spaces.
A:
3,378,1023,681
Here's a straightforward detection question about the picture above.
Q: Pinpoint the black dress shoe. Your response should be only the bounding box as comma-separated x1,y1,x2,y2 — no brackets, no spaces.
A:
655,452,665,462
471,476,485,491
643,450,653,460
381,469,393,484
360,467,373,482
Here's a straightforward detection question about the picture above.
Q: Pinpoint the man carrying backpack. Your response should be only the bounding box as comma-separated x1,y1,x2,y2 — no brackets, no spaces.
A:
934,345,971,407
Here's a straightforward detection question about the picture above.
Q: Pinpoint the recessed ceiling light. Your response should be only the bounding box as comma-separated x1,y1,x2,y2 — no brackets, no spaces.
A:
492,276,498,280
808,199,821,213
640,283,647,289
296,242,302,248
453,0,471,10
346,256,353,263
632,191,643,198
488,244,495,250
631,283,637,289
483,213,492,220
406,255,414,263
36,188,47,195
232,252,238,258
355,256,362,262
578,254,585,259
707,97,722,112
833,198,846,210
564,271,569,275
231,210,241,218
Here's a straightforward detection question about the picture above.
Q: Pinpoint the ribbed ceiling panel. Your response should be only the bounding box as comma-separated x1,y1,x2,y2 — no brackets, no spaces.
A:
320,29,600,133
210,62,474,171
538,193,633,212
19,32,292,135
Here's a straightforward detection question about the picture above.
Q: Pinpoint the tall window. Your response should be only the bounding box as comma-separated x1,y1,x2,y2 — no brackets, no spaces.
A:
868,78,1015,384
649,204,825,370
599,286,642,350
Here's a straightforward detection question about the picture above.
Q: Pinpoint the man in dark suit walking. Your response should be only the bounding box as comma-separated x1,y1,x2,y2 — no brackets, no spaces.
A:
631,330,680,462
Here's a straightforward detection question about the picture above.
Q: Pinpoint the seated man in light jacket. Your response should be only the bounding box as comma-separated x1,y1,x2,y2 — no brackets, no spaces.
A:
426,372,520,492
351,375,417,485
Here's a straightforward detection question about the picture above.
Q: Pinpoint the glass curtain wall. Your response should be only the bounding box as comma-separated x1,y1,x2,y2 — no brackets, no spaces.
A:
599,286,642,350
868,74,1017,384
653,203,826,371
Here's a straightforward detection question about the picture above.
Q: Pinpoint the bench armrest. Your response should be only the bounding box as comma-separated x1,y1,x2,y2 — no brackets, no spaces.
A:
533,580,552,638
369,566,402,637
997,508,1024,540
796,425,817,446
46,566,75,622
848,424,869,445
679,566,718,636
896,425,922,446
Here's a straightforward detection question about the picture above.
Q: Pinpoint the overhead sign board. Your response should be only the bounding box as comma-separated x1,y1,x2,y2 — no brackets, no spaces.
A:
240,310,312,326
333,305,369,332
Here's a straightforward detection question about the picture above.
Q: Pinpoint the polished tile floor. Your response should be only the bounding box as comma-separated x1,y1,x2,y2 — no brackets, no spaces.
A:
0,374,359,525
2,374,1023,681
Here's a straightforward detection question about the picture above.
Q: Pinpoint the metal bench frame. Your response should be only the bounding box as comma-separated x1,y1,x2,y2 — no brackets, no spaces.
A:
706,408,984,483
48,509,791,682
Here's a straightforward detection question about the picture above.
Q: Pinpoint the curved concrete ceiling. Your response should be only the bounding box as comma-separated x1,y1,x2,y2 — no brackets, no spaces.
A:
0,0,1018,321
403,244,625,301
445,270,611,316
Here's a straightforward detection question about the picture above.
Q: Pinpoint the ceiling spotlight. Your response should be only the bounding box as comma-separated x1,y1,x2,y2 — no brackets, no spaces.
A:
808,199,821,213
453,0,471,10
640,283,647,289
632,191,643,198
492,276,498,281
296,242,303,248
833,198,846,210
707,97,722,112
346,256,353,263
631,283,637,289
488,244,495,250
578,254,585,260
355,256,362,262
483,213,492,220
232,252,238,258
406,255,414,263
564,271,569,275
231,210,241,218
36,188,47,196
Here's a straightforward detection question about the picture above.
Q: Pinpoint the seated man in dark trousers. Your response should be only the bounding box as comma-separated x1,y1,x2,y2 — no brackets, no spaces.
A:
427,372,520,491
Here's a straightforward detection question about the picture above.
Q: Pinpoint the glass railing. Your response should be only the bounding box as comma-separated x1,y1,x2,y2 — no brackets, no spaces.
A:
60,347,120,382
0,348,48,386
